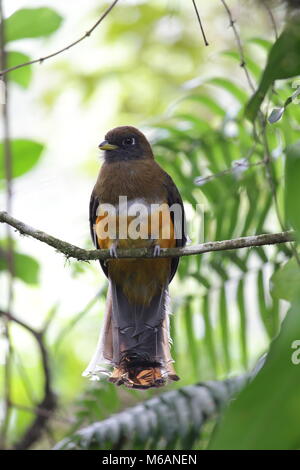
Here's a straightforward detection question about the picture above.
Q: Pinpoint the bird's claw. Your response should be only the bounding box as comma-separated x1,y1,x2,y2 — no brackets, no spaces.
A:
109,243,118,258
153,244,161,257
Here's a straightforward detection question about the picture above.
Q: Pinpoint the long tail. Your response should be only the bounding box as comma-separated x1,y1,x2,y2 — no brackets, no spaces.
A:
83,281,179,389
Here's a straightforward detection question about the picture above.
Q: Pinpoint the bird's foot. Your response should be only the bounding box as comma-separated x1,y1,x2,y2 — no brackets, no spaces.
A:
108,365,169,389
109,242,118,258
108,358,180,389
152,244,161,257
108,366,124,386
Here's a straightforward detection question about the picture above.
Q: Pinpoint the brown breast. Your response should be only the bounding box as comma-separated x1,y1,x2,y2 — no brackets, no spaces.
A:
93,159,168,204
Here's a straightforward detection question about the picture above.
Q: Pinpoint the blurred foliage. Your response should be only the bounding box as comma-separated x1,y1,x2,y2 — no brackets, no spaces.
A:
41,1,206,116
0,246,40,285
6,51,31,88
272,258,300,302
285,140,300,238
55,376,247,450
209,298,300,450
1,0,300,451
246,13,300,121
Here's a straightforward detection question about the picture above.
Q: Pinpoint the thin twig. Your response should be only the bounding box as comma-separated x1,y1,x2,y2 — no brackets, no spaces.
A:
219,0,294,264
192,0,209,46
11,403,74,425
0,310,40,337
262,0,278,40
220,0,255,92
194,143,261,186
0,211,294,261
0,0,120,77
194,160,264,186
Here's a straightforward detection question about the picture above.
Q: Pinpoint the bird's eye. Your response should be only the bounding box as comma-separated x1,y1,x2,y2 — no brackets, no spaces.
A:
122,137,135,146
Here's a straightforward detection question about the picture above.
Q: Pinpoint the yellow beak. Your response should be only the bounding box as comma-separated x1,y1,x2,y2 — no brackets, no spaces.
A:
98,140,119,150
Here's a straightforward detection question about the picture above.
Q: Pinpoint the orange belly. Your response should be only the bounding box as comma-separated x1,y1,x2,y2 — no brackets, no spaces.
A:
96,202,176,304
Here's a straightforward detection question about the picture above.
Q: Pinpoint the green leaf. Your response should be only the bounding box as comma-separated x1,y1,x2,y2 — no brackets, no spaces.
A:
5,8,63,42
256,193,273,234
219,285,230,373
257,269,274,338
237,279,248,369
0,251,40,285
7,51,32,88
271,258,300,302
209,298,300,450
0,139,44,179
247,37,272,51
184,297,200,379
246,17,300,121
186,94,226,117
222,50,261,80
202,294,218,376
285,140,300,238
208,77,248,104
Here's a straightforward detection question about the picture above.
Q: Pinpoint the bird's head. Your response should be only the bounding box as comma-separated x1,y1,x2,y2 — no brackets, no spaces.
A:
98,126,153,162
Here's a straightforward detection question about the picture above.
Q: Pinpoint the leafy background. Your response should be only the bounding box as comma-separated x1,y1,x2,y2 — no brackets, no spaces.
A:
1,0,300,450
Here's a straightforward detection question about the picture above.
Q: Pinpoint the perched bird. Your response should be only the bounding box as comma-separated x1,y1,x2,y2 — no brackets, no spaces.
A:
84,126,186,389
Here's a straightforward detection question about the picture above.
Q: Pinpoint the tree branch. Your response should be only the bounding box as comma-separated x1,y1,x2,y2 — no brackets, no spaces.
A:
0,0,120,77
11,403,74,425
0,211,294,261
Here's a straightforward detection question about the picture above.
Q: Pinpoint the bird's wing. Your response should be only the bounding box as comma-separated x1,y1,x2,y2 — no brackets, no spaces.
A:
89,189,108,277
163,172,187,283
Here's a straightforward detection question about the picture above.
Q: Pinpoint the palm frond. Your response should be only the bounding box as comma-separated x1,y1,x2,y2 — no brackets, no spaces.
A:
54,376,248,450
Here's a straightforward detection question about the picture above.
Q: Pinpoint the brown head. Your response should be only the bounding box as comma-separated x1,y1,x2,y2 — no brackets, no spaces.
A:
98,126,154,163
